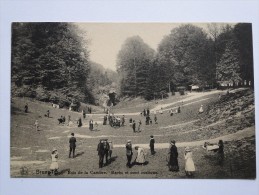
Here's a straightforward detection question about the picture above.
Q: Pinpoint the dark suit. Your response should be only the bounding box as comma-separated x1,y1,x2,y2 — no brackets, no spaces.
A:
97,142,105,168
150,138,155,154
69,136,76,158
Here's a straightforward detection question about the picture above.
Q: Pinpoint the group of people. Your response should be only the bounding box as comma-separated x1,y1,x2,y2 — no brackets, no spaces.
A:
97,139,113,168
106,114,125,127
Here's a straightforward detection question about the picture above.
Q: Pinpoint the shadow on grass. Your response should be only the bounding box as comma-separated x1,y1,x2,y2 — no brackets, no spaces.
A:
75,151,85,158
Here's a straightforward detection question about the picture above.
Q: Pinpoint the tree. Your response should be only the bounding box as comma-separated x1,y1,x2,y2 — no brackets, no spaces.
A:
217,40,242,83
11,22,93,104
116,36,155,97
233,23,254,86
157,24,214,89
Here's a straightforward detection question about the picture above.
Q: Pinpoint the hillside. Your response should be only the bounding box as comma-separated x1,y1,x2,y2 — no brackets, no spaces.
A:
10,88,255,179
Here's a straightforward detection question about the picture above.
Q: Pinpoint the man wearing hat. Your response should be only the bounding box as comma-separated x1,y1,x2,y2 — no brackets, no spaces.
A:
126,140,133,168
149,135,155,155
69,133,76,158
97,139,105,168
168,140,179,172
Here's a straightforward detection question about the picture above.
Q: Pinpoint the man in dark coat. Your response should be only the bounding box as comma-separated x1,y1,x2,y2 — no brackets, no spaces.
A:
126,140,133,168
168,140,179,172
147,108,150,116
150,135,155,155
97,140,105,168
132,120,136,133
69,133,76,158
103,140,110,165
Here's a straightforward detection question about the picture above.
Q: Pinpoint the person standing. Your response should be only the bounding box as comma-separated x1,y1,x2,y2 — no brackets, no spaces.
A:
134,146,146,165
82,110,86,119
199,105,204,114
150,135,155,155
121,115,125,126
49,148,59,175
24,103,28,113
147,108,150,116
132,120,136,133
168,140,179,172
108,141,113,161
218,140,224,166
178,106,181,113
143,109,146,117
137,120,142,132
103,140,110,165
184,146,195,177
77,117,82,127
154,115,158,124
97,140,105,168
35,120,39,131
126,140,133,168
69,133,76,158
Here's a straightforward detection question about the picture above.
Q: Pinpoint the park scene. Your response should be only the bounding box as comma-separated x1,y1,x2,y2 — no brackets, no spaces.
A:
11,23,255,179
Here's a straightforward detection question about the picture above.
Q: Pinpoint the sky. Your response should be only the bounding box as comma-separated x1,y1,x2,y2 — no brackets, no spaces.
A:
76,23,231,71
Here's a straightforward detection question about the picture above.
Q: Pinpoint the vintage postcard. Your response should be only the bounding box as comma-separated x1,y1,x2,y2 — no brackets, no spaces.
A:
11,22,255,179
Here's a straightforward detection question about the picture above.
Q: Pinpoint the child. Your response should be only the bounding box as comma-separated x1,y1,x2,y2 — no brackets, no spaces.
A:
49,148,59,176
35,120,39,131
184,147,195,177
150,135,155,155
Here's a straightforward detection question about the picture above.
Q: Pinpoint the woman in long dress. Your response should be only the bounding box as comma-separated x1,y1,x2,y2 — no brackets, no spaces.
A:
49,148,59,175
168,140,179,172
184,146,195,177
134,146,146,165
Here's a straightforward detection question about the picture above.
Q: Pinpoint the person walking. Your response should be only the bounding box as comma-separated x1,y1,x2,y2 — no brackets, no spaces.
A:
150,135,155,155
69,133,76,158
126,140,133,168
168,140,179,172
184,146,195,177
49,148,59,176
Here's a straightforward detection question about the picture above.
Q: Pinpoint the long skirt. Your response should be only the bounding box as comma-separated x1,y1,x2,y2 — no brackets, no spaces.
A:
50,162,59,170
169,156,179,171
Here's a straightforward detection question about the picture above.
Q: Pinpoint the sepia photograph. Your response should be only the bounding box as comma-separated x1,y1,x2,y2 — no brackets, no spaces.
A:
10,22,256,179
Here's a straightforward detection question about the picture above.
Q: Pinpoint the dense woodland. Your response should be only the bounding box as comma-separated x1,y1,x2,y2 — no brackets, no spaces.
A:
116,23,254,100
11,23,254,105
11,23,115,106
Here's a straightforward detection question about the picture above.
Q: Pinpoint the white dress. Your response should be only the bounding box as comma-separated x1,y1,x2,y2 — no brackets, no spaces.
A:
184,152,195,172
136,148,145,163
50,153,59,170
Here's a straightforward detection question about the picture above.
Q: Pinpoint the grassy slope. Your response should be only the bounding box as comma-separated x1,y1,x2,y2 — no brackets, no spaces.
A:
10,89,256,179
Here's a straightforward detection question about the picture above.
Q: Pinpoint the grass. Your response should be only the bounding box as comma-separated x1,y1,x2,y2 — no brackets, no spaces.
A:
10,90,256,179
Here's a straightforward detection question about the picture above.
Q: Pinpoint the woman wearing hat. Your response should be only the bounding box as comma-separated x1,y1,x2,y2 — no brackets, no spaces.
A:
49,148,59,175
184,146,195,177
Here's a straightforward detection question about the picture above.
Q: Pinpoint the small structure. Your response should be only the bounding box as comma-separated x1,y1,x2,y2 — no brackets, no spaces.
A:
177,86,186,95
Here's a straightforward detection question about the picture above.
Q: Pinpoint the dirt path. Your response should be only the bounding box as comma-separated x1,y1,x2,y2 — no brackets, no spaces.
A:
151,90,221,112
113,126,255,149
